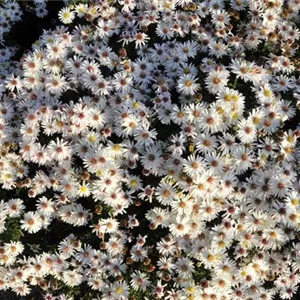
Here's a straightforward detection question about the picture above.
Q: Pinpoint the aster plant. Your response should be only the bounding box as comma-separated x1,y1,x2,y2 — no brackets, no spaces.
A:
0,0,299,299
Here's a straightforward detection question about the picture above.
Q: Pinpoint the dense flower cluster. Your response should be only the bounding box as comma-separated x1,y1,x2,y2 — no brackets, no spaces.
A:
0,1,22,45
0,0,300,299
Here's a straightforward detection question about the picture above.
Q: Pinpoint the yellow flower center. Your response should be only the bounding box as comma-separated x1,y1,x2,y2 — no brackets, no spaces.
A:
225,94,231,101
232,95,238,102
113,144,120,151
89,135,96,142
287,135,294,143
133,102,139,109
218,241,225,248
185,80,193,87
129,122,136,128
291,198,299,206
177,192,184,198
130,180,137,187
63,12,70,19
189,144,195,153
232,112,239,119
80,186,87,193
253,116,260,125
207,254,214,261
217,107,224,114
5,173,12,179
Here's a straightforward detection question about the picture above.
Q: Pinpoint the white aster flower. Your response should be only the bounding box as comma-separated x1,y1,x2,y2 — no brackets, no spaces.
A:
58,7,75,24
20,211,43,234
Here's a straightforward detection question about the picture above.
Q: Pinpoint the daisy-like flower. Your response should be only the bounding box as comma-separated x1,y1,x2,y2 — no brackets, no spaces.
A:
230,59,253,82
154,280,167,299
106,235,126,256
75,3,88,17
156,237,177,256
20,211,43,234
157,256,176,275
93,172,120,194
145,207,170,228
170,195,193,216
46,42,66,60
58,7,75,24
262,228,287,250
155,22,175,40
45,74,67,95
236,119,257,144
169,215,191,237
7,198,25,217
155,181,177,206
11,284,31,296
232,146,255,174
57,238,75,259
280,100,296,121
112,71,133,93
5,74,22,92
177,74,200,95
98,217,119,234
140,145,163,174
3,241,24,256
125,174,142,193
279,286,298,300
130,271,151,291
128,214,139,228
134,127,157,147
35,196,54,216
175,41,200,59
272,75,293,93
134,32,150,49
111,281,130,300
47,138,72,162
270,176,291,198
88,107,106,129
130,244,148,262
63,270,83,287
205,69,229,94
209,40,228,58
0,250,16,266
22,55,42,75
284,191,300,212
20,123,38,141
31,145,50,165
176,257,195,278
200,247,222,269
197,108,223,134
199,198,220,221
70,204,90,226
94,76,112,95
184,102,205,124
183,153,204,177
75,244,93,265
78,183,91,197
195,133,218,154
167,133,186,157
59,176,79,198
204,151,224,174
211,10,230,28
